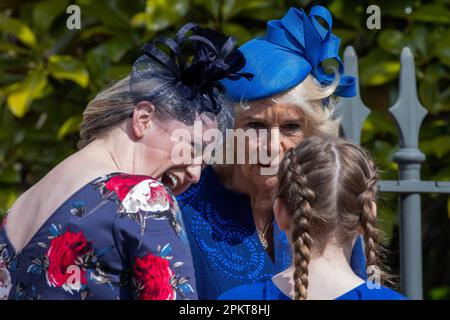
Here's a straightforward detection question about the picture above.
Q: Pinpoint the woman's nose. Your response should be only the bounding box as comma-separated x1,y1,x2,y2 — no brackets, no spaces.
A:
185,164,201,184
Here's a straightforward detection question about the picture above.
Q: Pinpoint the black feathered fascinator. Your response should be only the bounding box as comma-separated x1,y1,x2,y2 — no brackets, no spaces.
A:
129,23,253,132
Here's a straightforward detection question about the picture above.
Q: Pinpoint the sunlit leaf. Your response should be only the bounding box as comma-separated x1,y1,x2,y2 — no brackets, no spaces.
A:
0,42,29,55
133,0,189,31
0,189,18,217
377,29,406,55
359,49,400,86
429,286,450,300
57,115,82,140
48,55,89,88
0,14,38,49
6,65,48,118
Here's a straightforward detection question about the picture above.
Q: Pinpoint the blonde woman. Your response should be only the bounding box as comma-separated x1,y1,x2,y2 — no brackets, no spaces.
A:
0,24,249,300
176,5,366,299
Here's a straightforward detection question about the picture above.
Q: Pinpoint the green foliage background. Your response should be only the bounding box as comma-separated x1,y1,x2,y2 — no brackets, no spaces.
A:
0,0,449,299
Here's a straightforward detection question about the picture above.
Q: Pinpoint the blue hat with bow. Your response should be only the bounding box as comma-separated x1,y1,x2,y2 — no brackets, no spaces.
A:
220,5,356,102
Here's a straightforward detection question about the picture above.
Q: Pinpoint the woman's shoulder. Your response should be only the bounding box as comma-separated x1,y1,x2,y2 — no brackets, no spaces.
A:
337,283,407,300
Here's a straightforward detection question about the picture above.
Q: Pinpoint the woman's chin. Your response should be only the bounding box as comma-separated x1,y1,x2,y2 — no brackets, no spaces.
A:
251,174,278,192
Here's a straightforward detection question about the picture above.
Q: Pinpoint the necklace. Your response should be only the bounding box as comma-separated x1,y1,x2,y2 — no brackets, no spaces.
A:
258,215,274,250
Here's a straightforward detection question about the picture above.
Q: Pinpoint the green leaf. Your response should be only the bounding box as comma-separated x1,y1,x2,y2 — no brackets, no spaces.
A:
377,29,406,55
333,28,357,44
80,26,113,40
432,30,450,66
0,42,30,55
222,23,254,45
79,0,130,29
105,64,132,80
429,286,450,300
32,0,69,33
224,0,284,22
57,115,82,140
133,0,189,31
0,165,21,184
409,25,428,57
193,0,220,20
6,65,48,118
86,46,110,90
410,4,450,24
102,36,136,63
0,14,38,49
359,49,400,86
0,188,18,217
431,136,450,158
328,0,362,29
48,55,89,88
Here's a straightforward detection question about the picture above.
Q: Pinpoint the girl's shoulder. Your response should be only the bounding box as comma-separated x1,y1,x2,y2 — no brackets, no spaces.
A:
218,280,290,300
337,283,407,300
218,282,268,300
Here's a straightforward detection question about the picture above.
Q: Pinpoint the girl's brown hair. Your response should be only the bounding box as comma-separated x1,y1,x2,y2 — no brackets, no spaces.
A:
276,135,390,300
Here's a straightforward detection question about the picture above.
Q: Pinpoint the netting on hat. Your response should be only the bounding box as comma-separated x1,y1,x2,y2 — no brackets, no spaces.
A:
128,23,253,137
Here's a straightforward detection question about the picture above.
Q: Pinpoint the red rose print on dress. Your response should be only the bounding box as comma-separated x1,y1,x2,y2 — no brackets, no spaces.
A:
105,175,173,213
100,174,187,242
132,252,175,300
45,230,91,294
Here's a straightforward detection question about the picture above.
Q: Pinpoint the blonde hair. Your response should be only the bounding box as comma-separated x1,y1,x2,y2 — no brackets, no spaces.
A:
235,74,341,137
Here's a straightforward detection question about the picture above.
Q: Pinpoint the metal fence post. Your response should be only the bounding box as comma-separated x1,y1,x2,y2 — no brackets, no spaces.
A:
335,46,371,145
337,45,449,300
388,47,427,300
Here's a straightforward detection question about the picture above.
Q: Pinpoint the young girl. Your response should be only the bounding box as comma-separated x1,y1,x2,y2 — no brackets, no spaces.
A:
219,136,406,300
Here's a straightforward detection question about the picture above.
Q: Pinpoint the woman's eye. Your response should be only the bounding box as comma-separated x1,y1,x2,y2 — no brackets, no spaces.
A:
282,123,302,131
247,122,267,130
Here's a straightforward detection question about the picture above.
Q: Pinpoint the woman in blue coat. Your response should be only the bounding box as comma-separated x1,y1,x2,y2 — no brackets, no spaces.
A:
177,5,367,299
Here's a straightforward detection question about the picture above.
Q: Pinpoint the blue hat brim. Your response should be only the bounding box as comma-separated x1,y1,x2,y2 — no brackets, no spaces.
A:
221,38,312,102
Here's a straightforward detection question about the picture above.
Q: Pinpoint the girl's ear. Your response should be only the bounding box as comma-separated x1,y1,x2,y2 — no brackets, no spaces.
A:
274,198,290,232
131,101,156,139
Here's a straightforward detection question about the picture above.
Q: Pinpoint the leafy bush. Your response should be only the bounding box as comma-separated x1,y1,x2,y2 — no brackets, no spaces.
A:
0,0,448,299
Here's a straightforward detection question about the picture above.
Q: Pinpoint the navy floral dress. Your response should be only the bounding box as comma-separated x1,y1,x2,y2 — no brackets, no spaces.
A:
0,173,196,300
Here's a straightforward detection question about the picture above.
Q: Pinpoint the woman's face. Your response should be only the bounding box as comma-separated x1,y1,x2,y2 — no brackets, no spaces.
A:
233,101,310,193
134,104,217,195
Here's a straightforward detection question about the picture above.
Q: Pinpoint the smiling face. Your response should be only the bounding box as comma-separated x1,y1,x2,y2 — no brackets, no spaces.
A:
131,102,218,196
231,101,313,194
